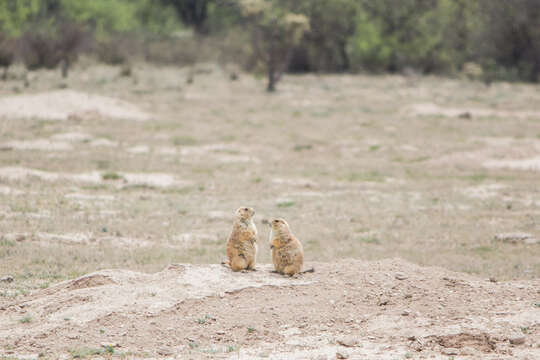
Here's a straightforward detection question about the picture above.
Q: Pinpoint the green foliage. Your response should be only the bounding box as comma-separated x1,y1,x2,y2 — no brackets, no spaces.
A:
60,0,138,35
346,9,391,72
0,0,182,39
60,0,182,37
240,0,309,90
1,0,540,83
0,0,40,36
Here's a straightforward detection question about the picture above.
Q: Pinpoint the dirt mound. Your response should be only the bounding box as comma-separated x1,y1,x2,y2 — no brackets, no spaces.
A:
0,259,538,359
0,90,150,121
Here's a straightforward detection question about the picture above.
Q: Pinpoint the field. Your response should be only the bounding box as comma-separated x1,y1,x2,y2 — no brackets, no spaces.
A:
0,63,539,359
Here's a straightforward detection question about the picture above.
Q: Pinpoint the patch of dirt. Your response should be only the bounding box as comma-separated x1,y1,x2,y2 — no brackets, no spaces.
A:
64,193,115,202
1,259,538,359
0,139,73,151
0,90,150,121
427,332,497,352
462,184,506,199
0,185,23,196
0,166,191,188
483,157,540,171
2,232,162,248
50,132,94,142
405,102,540,119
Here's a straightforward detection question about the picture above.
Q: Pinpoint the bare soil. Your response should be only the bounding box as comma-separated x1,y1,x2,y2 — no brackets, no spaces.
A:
1,259,538,359
1,63,539,359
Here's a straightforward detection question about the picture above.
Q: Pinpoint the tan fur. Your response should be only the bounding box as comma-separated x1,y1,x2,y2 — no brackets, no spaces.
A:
226,207,258,271
270,218,303,276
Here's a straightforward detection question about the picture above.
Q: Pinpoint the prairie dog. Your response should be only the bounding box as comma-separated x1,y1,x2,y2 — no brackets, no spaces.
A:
226,207,258,271
269,218,304,276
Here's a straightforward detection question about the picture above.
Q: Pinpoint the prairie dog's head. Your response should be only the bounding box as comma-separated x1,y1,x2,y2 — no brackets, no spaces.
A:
235,206,255,221
270,218,290,234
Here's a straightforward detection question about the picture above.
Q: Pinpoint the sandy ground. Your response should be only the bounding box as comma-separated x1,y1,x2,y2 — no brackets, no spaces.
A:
1,63,540,359
1,259,539,359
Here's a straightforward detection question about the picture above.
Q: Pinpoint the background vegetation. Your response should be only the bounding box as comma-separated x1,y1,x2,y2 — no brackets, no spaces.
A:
1,0,540,88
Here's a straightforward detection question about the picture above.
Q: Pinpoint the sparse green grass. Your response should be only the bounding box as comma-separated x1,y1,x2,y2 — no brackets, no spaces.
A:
69,346,112,359
293,144,313,152
358,236,380,245
472,246,493,254
19,316,32,324
463,173,489,183
277,201,296,208
173,136,197,146
101,172,123,181
0,64,538,301
196,314,215,324
0,239,15,247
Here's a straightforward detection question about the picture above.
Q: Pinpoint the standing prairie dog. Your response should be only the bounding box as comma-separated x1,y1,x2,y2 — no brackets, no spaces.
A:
226,207,258,271
270,218,304,276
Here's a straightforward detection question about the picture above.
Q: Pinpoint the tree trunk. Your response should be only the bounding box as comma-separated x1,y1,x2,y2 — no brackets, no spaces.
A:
267,61,276,92
267,37,276,92
61,58,69,78
1,66,7,81
339,41,350,71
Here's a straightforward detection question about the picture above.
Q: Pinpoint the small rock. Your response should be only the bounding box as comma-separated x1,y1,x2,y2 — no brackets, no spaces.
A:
66,334,79,340
489,277,497,283
509,335,526,345
441,348,459,355
1,276,14,283
401,310,410,316
395,272,408,280
337,336,358,347
336,351,349,359
216,330,225,335
458,112,472,119
378,296,390,306
313,355,327,360
157,347,173,356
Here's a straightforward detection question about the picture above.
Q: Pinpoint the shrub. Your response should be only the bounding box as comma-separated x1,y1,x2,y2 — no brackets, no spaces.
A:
0,33,15,80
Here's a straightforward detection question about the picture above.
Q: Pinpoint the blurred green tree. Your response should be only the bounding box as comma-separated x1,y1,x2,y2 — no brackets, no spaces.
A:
240,0,309,91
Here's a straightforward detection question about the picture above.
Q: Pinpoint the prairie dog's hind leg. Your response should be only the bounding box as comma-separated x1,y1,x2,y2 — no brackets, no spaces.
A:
230,257,248,272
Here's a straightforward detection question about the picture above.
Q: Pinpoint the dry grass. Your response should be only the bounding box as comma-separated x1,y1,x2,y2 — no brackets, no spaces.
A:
1,63,539,299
